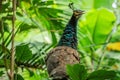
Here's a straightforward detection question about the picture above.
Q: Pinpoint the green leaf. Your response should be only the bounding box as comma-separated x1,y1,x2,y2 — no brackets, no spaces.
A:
51,32,57,46
14,74,24,80
19,23,37,32
38,1,54,6
78,26,92,50
86,8,116,44
15,43,32,62
66,64,87,80
87,70,116,80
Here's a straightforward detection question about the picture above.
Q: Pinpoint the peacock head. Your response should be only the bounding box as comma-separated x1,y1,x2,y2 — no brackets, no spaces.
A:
73,10,84,19
69,3,84,19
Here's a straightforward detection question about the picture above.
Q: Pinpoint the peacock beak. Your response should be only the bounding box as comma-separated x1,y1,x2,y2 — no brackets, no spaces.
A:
78,10,85,15
81,10,85,14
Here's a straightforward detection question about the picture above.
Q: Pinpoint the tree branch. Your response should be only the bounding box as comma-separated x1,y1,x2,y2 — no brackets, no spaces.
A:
10,0,16,80
0,61,43,69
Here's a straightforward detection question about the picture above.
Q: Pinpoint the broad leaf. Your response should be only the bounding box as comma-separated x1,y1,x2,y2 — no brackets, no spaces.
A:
81,8,116,44
66,64,87,80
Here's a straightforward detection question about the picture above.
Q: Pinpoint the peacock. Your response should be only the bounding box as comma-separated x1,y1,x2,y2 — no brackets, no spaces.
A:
45,3,84,80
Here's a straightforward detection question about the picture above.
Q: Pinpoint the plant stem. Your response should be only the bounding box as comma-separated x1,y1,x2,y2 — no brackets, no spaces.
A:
95,45,106,70
10,0,16,80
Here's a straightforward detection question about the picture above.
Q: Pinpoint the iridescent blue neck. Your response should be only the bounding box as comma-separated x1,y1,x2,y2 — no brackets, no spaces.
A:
57,15,79,49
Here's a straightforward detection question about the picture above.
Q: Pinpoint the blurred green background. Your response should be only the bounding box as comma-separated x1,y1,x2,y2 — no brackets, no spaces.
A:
0,0,120,80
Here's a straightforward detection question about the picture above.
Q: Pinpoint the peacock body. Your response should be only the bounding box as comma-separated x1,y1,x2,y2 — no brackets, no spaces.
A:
46,8,84,80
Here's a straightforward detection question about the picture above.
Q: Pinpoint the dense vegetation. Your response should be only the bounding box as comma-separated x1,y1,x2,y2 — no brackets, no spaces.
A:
0,0,120,80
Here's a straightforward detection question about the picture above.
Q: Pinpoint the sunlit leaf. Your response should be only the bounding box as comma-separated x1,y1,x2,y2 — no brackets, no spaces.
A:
83,8,116,44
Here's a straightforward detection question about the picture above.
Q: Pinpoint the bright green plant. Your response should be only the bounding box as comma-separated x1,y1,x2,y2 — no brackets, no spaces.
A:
0,0,120,80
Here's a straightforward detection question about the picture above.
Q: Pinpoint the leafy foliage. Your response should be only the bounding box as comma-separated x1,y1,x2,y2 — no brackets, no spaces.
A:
0,0,120,80
79,8,115,47
66,64,116,80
